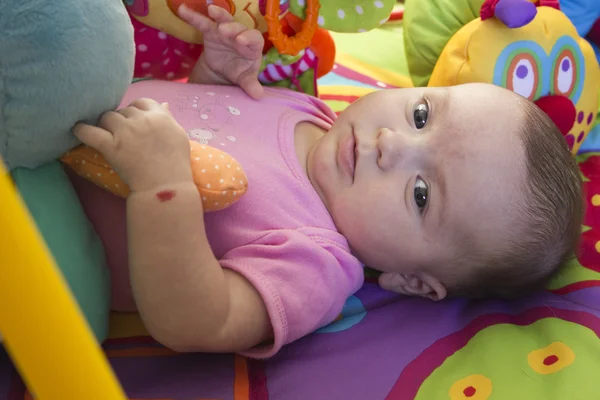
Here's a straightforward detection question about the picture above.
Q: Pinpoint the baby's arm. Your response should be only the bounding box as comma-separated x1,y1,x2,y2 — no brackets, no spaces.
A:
74,100,272,352
127,182,272,352
178,5,264,99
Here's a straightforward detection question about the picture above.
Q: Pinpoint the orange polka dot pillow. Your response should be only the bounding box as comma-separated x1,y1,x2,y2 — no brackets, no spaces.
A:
61,140,247,212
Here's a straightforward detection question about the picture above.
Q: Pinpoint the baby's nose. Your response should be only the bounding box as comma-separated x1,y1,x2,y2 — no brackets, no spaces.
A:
376,128,407,171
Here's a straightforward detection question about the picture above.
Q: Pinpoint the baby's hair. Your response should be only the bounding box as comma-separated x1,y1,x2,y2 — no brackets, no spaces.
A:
447,99,584,299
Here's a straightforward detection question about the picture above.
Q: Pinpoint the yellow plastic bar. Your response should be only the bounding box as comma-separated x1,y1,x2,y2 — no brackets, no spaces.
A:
0,159,127,400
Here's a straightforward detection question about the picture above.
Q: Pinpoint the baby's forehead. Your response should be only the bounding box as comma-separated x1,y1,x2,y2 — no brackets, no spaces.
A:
449,83,524,118
444,90,525,146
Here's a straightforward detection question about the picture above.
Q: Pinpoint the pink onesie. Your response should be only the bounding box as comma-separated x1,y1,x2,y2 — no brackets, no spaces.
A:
69,80,365,357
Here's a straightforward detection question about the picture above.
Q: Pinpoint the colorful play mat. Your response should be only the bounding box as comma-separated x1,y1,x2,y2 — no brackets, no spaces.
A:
1,7,600,400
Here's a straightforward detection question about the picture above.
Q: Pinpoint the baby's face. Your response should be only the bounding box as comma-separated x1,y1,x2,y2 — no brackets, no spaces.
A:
308,83,528,277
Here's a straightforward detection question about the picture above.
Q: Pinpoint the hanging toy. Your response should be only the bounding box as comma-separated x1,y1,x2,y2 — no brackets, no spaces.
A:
264,0,320,55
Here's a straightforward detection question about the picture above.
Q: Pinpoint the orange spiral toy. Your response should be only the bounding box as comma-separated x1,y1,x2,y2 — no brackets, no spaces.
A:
264,0,320,55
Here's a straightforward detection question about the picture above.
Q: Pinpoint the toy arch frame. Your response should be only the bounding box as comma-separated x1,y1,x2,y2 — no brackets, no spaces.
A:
0,157,127,399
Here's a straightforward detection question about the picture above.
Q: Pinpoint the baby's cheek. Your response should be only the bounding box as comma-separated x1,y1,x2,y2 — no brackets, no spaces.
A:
339,188,397,235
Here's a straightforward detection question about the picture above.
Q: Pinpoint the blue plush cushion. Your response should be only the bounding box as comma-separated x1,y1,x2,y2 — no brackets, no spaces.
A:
0,0,135,169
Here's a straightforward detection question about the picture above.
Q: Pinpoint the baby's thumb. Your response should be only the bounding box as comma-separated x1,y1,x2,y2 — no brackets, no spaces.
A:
161,102,173,114
240,75,264,100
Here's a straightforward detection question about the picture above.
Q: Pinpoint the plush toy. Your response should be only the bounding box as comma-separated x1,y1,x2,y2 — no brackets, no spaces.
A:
0,0,248,343
123,0,396,94
62,141,248,210
561,0,600,63
403,0,600,154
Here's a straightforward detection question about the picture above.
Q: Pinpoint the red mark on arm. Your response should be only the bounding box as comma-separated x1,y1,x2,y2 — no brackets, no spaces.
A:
156,190,177,202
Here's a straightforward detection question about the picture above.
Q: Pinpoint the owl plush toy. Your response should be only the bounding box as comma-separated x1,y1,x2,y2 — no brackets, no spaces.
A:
403,0,600,154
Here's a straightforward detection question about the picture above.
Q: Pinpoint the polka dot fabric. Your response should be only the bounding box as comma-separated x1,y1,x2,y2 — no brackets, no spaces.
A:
289,0,394,33
61,141,248,212
131,15,203,81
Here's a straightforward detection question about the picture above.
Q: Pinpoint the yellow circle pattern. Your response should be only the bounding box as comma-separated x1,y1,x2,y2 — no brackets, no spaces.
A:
527,341,575,375
449,374,492,400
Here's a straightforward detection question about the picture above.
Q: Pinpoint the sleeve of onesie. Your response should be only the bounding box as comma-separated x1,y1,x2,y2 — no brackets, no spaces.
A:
218,229,364,359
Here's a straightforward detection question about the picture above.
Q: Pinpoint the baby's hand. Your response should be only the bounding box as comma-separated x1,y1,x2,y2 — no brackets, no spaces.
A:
178,4,264,99
73,98,193,193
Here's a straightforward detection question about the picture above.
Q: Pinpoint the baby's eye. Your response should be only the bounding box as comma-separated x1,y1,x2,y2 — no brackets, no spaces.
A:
413,100,429,129
414,177,428,213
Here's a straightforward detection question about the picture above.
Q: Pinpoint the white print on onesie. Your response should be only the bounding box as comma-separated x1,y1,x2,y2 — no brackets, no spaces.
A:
186,92,242,146
176,92,241,145
187,128,214,144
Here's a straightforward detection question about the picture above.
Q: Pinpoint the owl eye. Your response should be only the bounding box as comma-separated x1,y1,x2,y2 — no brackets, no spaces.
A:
124,0,149,16
506,53,540,100
553,49,577,98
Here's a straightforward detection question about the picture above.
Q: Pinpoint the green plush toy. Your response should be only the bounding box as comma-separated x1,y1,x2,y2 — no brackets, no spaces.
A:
0,0,135,341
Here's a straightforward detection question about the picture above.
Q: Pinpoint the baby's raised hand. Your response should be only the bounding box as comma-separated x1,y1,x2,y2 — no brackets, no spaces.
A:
178,5,264,99
73,99,193,193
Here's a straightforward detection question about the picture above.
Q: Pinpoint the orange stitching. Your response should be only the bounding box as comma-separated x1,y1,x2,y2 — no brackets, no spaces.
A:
243,2,259,29
226,0,237,15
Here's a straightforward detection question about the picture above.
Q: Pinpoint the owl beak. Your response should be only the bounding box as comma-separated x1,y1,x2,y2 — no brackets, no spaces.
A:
534,94,577,139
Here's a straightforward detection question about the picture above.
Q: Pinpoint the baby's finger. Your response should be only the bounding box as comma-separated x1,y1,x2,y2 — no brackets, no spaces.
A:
235,29,265,58
218,21,248,40
117,106,139,119
98,111,126,133
178,4,216,33
207,5,234,23
129,97,161,111
238,73,264,100
73,123,115,154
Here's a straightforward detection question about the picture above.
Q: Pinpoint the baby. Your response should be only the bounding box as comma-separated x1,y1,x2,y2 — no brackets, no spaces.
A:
72,5,583,357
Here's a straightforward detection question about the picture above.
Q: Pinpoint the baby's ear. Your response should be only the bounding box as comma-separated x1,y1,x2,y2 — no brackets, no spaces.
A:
378,272,447,301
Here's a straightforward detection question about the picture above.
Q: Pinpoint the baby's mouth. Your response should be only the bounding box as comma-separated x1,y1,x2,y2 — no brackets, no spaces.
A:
338,132,356,181
353,139,358,175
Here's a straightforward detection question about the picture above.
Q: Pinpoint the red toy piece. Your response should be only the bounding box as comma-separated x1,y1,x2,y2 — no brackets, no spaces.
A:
534,95,577,136
480,0,501,21
587,18,600,48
